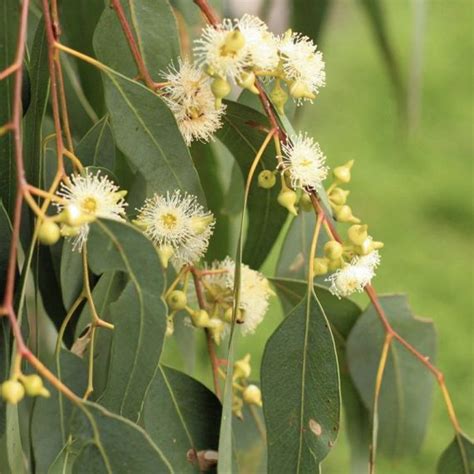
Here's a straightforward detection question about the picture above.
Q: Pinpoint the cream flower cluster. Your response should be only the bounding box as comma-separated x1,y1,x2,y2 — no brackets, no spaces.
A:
56,171,127,251
203,257,273,336
327,250,381,298
135,190,215,269
161,60,226,146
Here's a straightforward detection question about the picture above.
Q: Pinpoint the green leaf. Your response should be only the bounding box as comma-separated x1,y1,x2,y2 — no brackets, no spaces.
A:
269,277,368,472
76,115,116,170
217,101,287,268
0,200,12,294
60,0,106,115
261,290,340,472
347,294,437,458
437,433,474,474
0,0,19,217
86,219,167,421
70,402,173,473
23,19,49,189
93,68,205,202
60,241,83,310
94,0,180,81
143,365,221,472
358,0,406,116
291,0,331,43
31,351,88,474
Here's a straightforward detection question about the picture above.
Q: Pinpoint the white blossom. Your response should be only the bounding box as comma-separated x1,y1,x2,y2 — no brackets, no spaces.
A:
162,60,225,145
279,31,326,102
204,257,272,335
327,250,381,298
281,132,328,190
56,171,127,251
135,190,214,268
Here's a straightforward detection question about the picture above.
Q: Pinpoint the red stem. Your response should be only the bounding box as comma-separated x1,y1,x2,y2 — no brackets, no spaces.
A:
193,0,220,26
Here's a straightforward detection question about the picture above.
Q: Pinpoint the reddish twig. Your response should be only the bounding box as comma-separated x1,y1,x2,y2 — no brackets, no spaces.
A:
110,0,159,90
190,267,221,399
193,0,220,26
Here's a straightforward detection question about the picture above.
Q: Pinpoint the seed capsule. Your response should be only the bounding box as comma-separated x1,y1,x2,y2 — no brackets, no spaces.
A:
167,290,187,311
258,170,276,189
1,380,25,404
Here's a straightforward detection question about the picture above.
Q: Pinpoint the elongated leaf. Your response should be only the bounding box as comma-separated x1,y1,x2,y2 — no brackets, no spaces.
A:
0,0,18,216
143,365,221,472
70,402,173,473
60,240,83,310
291,0,331,43
0,200,12,295
87,219,166,422
217,101,287,269
76,115,116,170
31,351,88,474
94,0,180,81
437,433,474,474
261,290,340,472
347,294,436,458
93,69,205,202
358,0,406,116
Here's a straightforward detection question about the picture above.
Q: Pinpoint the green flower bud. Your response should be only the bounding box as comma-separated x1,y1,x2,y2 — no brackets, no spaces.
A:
167,290,187,311
335,205,360,224
270,81,289,115
157,245,174,269
313,257,329,276
333,160,354,184
258,170,276,189
243,384,263,407
234,354,251,380
347,224,368,246
328,187,350,206
324,241,344,260
38,220,61,246
238,71,259,94
21,374,50,398
277,189,298,216
299,193,313,212
289,80,316,100
191,309,210,328
211,77,231,106
1,380,25,404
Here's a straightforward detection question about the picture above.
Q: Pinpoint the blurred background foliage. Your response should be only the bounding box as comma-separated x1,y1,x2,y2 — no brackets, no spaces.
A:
225,0,473,472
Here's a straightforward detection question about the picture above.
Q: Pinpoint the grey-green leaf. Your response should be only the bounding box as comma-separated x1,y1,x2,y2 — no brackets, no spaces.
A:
261,290,340,472
347,294,436,458
437,433,474,474
86,219,167,422
143,365,221,472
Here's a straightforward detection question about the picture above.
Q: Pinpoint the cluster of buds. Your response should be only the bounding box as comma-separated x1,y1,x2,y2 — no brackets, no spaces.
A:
195,15,325,111
1,374,50,405
165,289,225,344
231,354,263,419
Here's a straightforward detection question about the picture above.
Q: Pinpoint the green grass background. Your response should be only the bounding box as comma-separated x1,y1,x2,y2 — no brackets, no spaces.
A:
238,0,473,472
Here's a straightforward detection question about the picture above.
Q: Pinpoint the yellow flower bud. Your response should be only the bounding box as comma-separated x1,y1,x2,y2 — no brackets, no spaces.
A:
157,245,174,269
190,215,214,235
289,80,316,100
299,193,313,212
270,81,289,115
335,205,360,224
38,220,61,246
234,353,251,380
347,224,368,246
371,240,384,250
324,241,344,260
21,374,50,398
167,290,187,311
191,309,210,328
277,189,298,216
328,187,350,206
313,257,329,276
1,380,25,404
211,77,231,103
238,71,259,94
232,395,244,419
258,170,276,189
243,384,263,407
333,160,354,184
224,307,244,323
